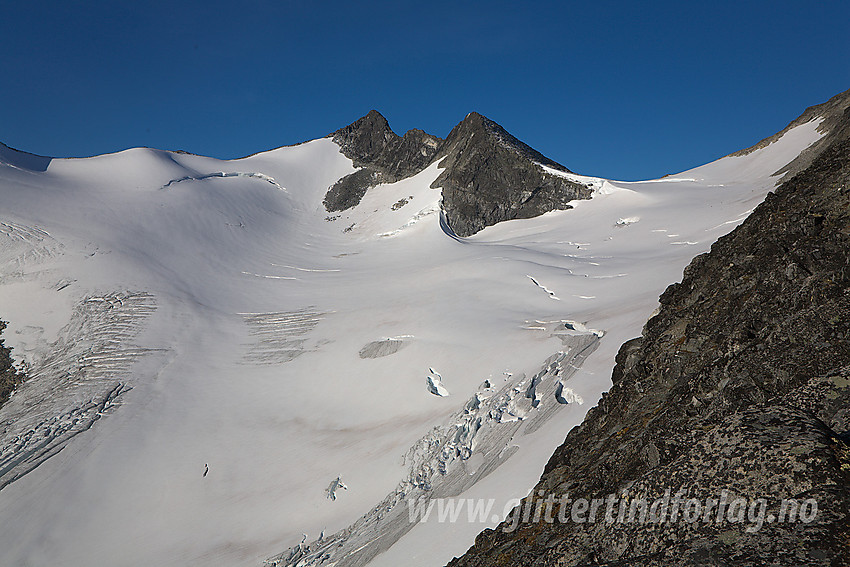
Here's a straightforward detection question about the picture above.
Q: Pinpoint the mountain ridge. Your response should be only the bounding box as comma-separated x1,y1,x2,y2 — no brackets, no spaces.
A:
323,110,443,212
324,91,850,238
730,87,850,180
325,109,592,236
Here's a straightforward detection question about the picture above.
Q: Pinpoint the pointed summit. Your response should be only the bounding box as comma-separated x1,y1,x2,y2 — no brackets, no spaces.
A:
331,110,395,165
325,111,442,212
432,112,590,237
447,112,572,174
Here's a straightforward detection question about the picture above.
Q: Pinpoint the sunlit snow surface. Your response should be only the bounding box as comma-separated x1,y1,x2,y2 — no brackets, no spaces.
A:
0,119,823,567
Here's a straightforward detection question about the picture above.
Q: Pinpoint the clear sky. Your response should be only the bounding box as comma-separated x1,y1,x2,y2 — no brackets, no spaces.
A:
2,1,848,180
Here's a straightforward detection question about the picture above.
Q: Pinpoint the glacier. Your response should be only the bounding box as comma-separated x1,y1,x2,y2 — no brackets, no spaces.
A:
0,116,825,567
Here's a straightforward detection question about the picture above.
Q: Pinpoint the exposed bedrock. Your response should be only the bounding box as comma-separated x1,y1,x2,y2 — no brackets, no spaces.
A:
432,112,591,237
324,110,442,212
324,110,592,236
0,320,23,410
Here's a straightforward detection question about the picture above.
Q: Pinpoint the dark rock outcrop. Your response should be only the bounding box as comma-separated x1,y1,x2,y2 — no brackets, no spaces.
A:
324,111,592,236
432,112,591,237
0,320,23,409
447,104,850,564
324,110,442,211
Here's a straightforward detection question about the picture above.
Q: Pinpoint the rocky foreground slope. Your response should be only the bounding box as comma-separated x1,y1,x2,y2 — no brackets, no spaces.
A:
448,92,850,566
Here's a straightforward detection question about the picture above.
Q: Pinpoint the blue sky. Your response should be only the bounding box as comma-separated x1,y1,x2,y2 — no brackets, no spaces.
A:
2,1,848,180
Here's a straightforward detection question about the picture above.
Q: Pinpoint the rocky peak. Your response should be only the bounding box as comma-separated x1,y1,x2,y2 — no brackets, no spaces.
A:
444,111,572,174
324,111,444,212
433,112,590,237
325,110,592,236
331,109,396,166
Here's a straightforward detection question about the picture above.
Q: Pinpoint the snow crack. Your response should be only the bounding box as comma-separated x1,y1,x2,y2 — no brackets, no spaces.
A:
241,308,328,364
160,171,286,191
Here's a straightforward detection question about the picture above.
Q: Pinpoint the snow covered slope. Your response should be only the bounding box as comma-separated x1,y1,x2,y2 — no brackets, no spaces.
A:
0,113,825,567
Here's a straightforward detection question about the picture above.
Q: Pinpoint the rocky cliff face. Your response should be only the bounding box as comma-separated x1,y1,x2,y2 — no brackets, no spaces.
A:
448,103,850,565
324,111,591,236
